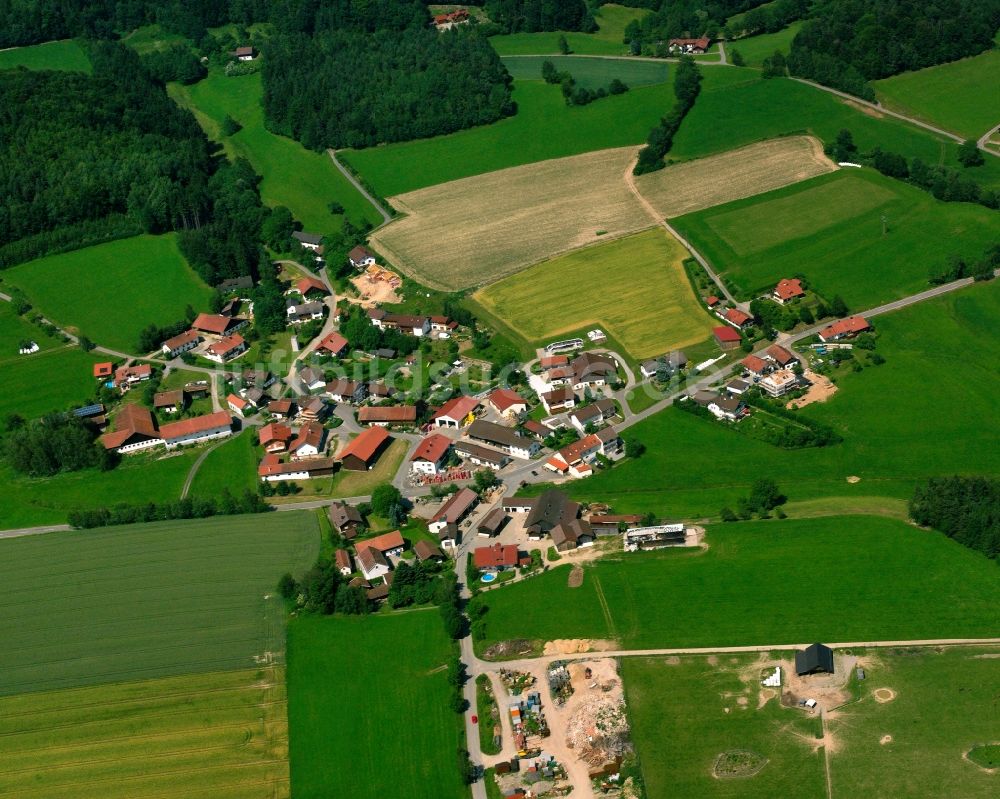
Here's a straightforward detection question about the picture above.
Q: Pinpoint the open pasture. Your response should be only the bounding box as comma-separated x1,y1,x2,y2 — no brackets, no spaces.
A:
370,146,650,290
474,516,1000,651
0,513,319,695
489,3,650,56
728,22,804,67
0,39,91,72
873,50,1000,140
288,613,464,799
189,430,259,497
473,229,712,358
671,169,1000,307
0,344,104,425
501,54,670,88
0,666,289,799
0,296,63,356
4,234,213,352
634,135,837,219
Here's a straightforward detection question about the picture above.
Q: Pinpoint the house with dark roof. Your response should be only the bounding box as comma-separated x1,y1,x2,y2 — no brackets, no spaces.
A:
329,501,365,539
477,507,508,537
569,398,617,432
429,487,479,533
466,420,539,460
570,352,617,390
348,245,376,268
454,440,510,471
292,231,324,252
298,366,327,392
550,518,594,552
796,643,835,676
414,540,445,563
325,379,367,404
161,329,201,358
540,386,576,414
524,489,579,539
766,344,797,368
153,390,185,414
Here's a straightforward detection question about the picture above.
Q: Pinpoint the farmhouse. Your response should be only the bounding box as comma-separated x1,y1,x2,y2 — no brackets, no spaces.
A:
473,543,519,571
773,278,805,304
268,398,297,419
796,643,835,676
161,329,201,358
819,316,871,342
348,245,377,268
227,393,250,416
433,395,480,428
288,422,325,459
741,354,772,377
466,420,539,460
298,367,327,392
325,379,367,404
721,308,753,330
100,404,163,453
570,352,617,389
760,368,800,397
540,386,576,414
205,334,247,363
114,363,152,390
766,344,797,368
286,300,325,323
160,411,233,449
358,405,417,427
669,35,710,53
477,507,508,538
356,546,391,582
259,422,293,453
292,231,324,252
429,487,479,533
233,45,256,60
329,502,365,539
153,390,185,414
410,432,452,475
257,453,336,481
337,425,391,471
296,276,328,297
192,313,246,337
550,518,594,552
713,326,742,350
488,388,527,418
523,489,580,538
316,332,349,357
335,549,353,576
454,440,510,470
570,398,616,432
429,315,458,335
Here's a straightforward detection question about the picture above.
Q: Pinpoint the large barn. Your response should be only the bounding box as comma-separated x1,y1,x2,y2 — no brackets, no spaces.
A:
795,643,835,676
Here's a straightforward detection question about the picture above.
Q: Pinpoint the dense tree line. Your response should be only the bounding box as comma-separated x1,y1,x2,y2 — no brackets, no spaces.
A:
788,0,1000,98
928,244,1000,285
909,476,1000,559
541,59,628,105
483,0,596,33
4,414,116,477
67,489,271,528
140,43,206,84
388,559,451,608
278,557,370,614
742,394,843,448
623,0,768,51
633,57,701,174
727,0,808,37
262,26,513,150
340,304,421,357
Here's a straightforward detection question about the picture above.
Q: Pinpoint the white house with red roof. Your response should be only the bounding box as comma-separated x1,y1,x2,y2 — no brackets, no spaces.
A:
205,333,247,363
160,411,233,449
316,332,349,357
161,329,201,358
819,316,870,342
227,393,250,416
720,308,753,330
772,278,805,304
411,432,451,475
289,422,326,459
433,395,480,428
488,388,527,419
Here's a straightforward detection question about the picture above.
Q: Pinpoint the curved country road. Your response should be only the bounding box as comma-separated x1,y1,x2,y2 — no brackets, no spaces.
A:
327,149,393,226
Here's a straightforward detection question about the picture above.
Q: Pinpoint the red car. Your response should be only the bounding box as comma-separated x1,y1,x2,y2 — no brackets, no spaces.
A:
471,715,478,724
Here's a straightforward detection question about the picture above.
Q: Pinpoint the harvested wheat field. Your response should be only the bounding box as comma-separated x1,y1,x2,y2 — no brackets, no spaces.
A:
634,136,837,219
370,146,650,290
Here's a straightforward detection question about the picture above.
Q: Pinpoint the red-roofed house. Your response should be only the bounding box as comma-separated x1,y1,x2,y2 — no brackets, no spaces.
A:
100,404,163,453
773,278,805,304
741,354,772,376
316,332,349,357
227,393,250,416
296,276,329,297
290,421,326,459
335,549,353,576
259,422,293,453
161,329,201,358
713,326,742,350
819,316,870,342
257,453,336,481
192,313,246,336
722,308,753,329
358,405,417,427
113,363,152,391
160,411,232,448
205,334,246,363
669,35,711,53
357,530,406,559
337,426,391,471
93,362,114,380
411,432,451,476
433,395,480,428
766,344,797,368
489,388,527,419
705,295,720,308
473,543,519,571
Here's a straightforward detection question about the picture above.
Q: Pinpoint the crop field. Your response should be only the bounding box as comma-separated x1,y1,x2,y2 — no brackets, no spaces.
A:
371,146,651,289
473,516,1000,651
287,613,465,799
189,430,259,497
0,666,289,799
501,54,670,88
728,22,804,67
168,70,382,232
490,3,650,56
473,229,712,358
624,654,826,798
0,513,319,695
4,234,213,352
873,50,1000,140
634,135,837,219
671,169,1000,307
0,39,91,72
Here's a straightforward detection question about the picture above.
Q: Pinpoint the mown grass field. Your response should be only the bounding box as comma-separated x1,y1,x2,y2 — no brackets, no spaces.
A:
0,666,290,799
371,146,650,290
0,39,91,72
873,49,1000,140
473,229,712,359
330,436,409,498
0,344,104,425
0,513,319,694
671,169,1000,307
728,22,804,67
168,70,382,232
489,3,649,56
189,429,259,497
827,646,1000,798
501,54,670,88
474,516,1000,650
287,612,465,799
0,296,63,355
520,279,1000,518
624,654,826,799
4,234,213,352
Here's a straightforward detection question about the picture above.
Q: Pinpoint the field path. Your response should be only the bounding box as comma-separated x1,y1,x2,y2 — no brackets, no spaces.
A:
327,150,392,226
978,121,1000,156
179,432,237,499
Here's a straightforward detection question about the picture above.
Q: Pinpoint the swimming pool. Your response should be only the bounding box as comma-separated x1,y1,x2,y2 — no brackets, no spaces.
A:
480,572,497,584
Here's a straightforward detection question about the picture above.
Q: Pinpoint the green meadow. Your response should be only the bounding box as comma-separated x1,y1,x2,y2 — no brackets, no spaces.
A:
501,54,670,88
873,49,1000,140
671,169,1000,307
728,22,804,67
474,516,1000,650
168,70,383,232
489,3,649,56
0,512,319,694
4,234,213,352
189,428,260,497
0,39,91,72
287,612,465,799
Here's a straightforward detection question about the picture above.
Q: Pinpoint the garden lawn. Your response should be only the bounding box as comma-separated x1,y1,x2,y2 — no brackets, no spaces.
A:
287,612,464,799
0,666,290,799
473,229,712,359
474,516,1000,650
189,429,259,497
0,39,91,72
489,4,650,56
500,54,669,88
624,654,826,799
827,646,1000,799
4,234,213,352
0,512,319,694
873,50,1000,140
727,22,803,67
671,169,999,307
330,437,409,498
168,70,382,232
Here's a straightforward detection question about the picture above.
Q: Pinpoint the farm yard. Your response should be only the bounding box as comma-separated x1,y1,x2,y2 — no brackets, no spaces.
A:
488,3,651,56
0,666,290,799
671,169,1000,307
287,613,465,799
0,38,91,71
3,234,213,352
501,54,670,88
873,50,1000,140
472,228,712,359
0,513,319,695
472,515,1000,652
634,135,837,219
370,146,650,290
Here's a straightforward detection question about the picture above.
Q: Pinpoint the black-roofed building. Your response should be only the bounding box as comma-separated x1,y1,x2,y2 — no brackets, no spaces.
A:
795,643,835,676
524,489,579,539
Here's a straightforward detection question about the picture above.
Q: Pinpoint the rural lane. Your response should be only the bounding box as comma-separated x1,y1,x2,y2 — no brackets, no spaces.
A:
977,121,1000,156
327,149,393,226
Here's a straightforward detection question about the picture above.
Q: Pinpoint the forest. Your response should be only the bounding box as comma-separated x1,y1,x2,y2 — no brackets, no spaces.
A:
909,476,1000,559
483,0,596,33
622,0,777,46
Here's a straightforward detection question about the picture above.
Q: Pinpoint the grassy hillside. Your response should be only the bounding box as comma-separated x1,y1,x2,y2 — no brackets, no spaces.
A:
474,516,1000,650
288,613,464,799
873,50,1000,140
4,234,213,352
671,169,999,307
190,429,259,497
0,512,319,694
489,3,649,55
0,39,91,72
501,54,670,87
168,70,383,232
728,22,803,67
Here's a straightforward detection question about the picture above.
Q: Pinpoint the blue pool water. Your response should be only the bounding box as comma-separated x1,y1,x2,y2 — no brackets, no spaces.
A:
481,572,497,584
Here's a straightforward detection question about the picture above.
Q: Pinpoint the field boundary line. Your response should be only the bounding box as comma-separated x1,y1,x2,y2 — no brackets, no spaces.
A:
592,575,617,639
